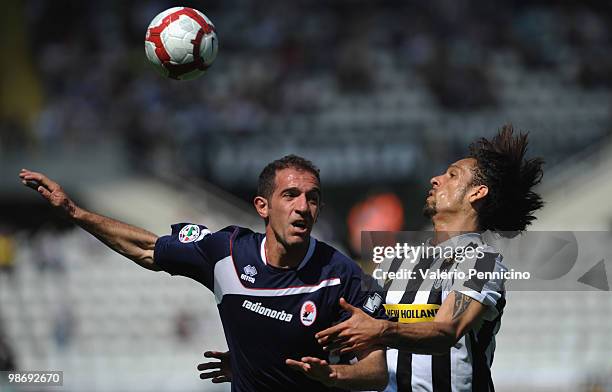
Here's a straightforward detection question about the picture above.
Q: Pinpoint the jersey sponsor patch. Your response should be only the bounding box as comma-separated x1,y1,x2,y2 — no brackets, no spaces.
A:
384,304,440,323
242,300,293,322
300,301,317,326
178,224,210,243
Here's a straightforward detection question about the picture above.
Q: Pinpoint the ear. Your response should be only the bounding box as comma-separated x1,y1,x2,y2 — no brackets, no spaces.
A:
254,196,269,219
468,184,488,203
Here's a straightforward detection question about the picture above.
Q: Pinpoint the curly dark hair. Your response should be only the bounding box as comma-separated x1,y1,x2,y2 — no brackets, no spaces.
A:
257,155,321,200
469,125,544,232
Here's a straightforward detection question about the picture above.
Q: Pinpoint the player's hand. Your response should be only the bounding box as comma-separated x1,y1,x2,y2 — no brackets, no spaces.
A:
197,350,232,384
19,169,77,218
285,356,337,387
315,297,387,354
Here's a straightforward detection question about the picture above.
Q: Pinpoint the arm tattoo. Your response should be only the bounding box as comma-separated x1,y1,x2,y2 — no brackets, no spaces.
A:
452,292,473,320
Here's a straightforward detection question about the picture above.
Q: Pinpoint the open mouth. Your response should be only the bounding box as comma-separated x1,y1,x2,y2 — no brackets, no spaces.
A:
292,221,309,232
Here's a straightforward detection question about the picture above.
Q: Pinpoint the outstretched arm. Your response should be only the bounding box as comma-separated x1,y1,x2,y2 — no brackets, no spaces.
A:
378,291,484,353
19,169,160,271
317,292,487,355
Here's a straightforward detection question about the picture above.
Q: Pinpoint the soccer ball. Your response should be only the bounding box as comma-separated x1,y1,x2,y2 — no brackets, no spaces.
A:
145,7,218,80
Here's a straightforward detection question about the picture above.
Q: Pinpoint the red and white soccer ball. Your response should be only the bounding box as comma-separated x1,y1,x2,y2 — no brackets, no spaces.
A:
145,7,218,80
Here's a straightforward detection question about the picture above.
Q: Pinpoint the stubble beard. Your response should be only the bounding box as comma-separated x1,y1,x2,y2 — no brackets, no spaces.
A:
423,200,437,219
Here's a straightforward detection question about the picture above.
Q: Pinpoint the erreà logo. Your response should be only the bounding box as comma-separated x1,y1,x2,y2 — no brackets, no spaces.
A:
300,301,317,326
241,265,257,283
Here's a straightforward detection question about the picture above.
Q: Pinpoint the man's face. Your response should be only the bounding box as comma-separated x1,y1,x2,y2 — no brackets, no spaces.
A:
424,158,478,218
265,167,321,247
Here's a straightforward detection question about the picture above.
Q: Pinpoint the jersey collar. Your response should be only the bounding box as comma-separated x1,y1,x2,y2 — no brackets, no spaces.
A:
260,236,317,270
428,232,484,248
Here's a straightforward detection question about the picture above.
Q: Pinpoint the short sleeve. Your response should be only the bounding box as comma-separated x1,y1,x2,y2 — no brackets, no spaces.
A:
154,223,232,291
449,251,506,320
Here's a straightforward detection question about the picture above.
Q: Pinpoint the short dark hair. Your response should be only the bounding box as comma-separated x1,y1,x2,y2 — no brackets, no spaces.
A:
257,155,321,199
469,125,544,232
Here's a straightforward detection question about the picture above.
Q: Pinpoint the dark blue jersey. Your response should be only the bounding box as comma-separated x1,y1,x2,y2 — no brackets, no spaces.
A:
154,223,386,392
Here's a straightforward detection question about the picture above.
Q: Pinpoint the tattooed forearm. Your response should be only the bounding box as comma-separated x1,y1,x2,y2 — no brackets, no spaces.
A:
452,291,472,320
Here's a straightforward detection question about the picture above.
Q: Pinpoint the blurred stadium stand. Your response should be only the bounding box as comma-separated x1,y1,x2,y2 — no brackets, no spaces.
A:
1,159,261,391
491,138,612,392
531,138,612,231
1,0,612,391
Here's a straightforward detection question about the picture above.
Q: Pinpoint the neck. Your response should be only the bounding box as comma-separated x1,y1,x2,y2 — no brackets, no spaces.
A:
431,212,479,245
264,230,310,269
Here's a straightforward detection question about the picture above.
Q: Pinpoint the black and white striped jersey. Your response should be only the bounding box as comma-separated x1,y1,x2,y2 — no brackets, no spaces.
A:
379,233,506,392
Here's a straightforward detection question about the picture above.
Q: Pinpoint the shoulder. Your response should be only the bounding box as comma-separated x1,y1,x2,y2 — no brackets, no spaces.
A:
192,225,261,265
226,225,258,240
208,225,260,249
202,225,255,243
474,241,507,272
456,233,506,269
312,239,363,279
225,225,264,258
